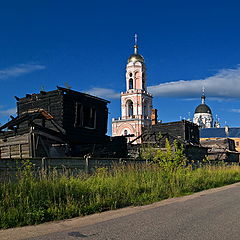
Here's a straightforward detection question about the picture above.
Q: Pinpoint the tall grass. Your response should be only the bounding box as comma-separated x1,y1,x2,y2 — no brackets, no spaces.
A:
1,163,240,229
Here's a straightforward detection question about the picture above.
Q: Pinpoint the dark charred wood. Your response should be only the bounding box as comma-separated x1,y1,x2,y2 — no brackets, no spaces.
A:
0,87,111,158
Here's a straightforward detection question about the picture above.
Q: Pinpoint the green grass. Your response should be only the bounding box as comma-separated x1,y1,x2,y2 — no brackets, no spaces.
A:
1,164,240,229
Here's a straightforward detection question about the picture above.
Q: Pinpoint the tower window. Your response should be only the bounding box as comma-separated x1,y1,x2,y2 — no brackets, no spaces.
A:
142,72,146,89
129,78,133,89
126,100,133,117
144,101,148,117
129,72,133,77
124,130,128,136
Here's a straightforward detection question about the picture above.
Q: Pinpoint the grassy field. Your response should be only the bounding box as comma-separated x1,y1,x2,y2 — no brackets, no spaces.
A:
1,162,240,229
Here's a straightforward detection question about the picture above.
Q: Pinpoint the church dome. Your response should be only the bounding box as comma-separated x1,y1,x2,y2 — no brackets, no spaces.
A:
128,53,144,63
195,104,212,114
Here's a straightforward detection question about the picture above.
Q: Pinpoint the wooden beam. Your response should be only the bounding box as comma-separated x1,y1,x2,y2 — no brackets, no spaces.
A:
33,130,64,143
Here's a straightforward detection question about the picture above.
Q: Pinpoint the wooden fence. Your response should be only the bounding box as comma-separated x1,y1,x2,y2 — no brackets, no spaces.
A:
0,157,147,182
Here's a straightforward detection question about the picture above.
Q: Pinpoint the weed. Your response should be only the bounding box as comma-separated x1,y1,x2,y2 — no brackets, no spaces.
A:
1,160,240,229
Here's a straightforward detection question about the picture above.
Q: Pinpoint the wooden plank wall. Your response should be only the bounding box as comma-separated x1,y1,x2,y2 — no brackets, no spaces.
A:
0,134,30,159
144,121,199,145
17,91,63,130
16,89,109,145
152,122,185,139
62,93,108,144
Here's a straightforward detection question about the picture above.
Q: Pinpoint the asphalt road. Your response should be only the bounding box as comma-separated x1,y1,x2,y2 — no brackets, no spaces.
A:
1,183,240,240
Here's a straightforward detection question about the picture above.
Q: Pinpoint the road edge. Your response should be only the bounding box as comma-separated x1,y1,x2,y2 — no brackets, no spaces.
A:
1,182,240,240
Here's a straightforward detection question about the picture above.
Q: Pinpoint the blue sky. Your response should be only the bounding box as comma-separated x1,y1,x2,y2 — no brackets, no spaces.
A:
1,0,240,134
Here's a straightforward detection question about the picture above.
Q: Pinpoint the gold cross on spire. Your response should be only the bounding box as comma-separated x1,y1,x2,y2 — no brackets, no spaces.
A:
134,33,138,54
134,33,138,46
201,86,206,104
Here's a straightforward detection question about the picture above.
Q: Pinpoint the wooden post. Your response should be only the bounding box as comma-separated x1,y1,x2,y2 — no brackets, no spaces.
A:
28,130,33,158
41,157,46,171
84,154,90,174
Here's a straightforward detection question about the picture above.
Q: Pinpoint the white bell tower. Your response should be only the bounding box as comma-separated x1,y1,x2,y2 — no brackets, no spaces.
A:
112,35,153,144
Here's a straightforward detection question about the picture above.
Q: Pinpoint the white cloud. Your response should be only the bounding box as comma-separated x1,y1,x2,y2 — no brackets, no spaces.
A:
0,107,16,116
85,87,120,99
148,65,240,98
230,109,240,113
0,63,46,80
84,65,240,101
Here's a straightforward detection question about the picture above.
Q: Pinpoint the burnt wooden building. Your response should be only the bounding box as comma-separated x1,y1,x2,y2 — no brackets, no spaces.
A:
200,138,239,162
139,120,207,161
0,87,115,158
142,120,200,146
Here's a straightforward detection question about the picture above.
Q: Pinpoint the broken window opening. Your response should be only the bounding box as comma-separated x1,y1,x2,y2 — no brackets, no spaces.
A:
75,103,83,127
75,103,96,129
83,107,96,129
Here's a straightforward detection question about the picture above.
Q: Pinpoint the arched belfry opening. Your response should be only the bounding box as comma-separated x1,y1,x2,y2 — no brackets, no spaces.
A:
129,78,133,89
142,72,146,90
143,100,149,117
126,100,133,117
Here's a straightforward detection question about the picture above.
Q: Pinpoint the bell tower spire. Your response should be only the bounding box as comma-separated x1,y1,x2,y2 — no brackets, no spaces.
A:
134,33,138,54
201,86,206,104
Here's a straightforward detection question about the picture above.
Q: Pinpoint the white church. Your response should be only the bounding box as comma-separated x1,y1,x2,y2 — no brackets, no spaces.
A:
193,89,220,129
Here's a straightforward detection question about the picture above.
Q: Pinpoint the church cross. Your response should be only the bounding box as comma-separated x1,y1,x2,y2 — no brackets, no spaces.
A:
134,34,138,45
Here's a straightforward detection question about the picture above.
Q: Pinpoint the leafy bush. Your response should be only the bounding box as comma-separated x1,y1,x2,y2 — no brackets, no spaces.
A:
141,139,187,171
